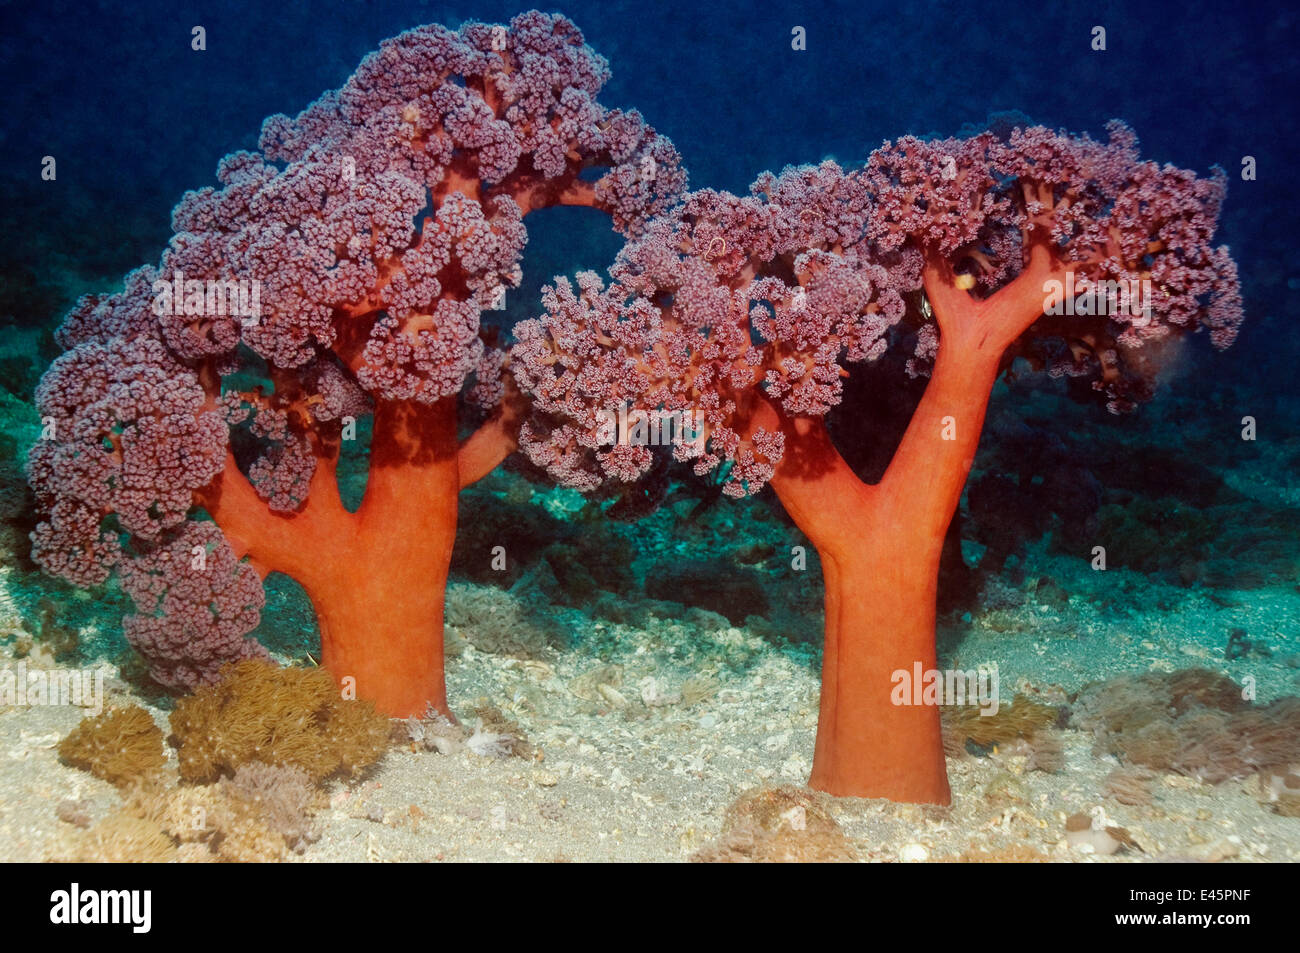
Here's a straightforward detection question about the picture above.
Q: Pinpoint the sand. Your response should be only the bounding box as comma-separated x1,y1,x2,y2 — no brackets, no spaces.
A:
3,572,1297,863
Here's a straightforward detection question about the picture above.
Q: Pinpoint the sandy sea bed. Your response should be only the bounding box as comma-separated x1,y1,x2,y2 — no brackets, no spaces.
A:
3,567,1298,863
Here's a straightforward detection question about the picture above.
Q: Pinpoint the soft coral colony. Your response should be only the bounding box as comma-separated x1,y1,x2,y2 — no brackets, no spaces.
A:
28,12,684,717
514,126,1242,802
28,11,1244,805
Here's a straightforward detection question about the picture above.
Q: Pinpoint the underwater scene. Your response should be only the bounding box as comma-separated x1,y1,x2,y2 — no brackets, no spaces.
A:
1,0,1298,874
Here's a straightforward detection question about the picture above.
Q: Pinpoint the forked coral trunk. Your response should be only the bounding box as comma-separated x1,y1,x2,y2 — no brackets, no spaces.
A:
767,325,1008,803
313,398,460,718
204,397,460,719
768,420,954,803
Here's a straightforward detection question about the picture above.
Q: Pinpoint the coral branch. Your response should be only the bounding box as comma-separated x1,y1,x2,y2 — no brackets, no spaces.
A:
458,378,527,488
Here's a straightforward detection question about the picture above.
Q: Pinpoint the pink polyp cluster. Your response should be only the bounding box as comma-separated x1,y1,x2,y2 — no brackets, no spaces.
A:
517,121,1245,495
248,439,317,514
308,360,372,423
55,266,168,351
865,133,1012,258
161,12,683,397
517,420,604,492
515,162,921,496
29,336,227,574
866,121,1243,354
119,522,268,692
358,298,484,402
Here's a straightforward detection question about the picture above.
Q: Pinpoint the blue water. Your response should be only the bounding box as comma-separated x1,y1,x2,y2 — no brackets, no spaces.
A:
1,0,1299,867
4,0,1297,382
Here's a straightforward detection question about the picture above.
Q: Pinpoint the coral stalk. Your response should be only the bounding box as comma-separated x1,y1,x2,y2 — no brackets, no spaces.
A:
764,250,1057,801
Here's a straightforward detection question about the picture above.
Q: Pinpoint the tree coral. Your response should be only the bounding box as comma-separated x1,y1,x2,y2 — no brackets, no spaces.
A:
514,120,1242,803
58,705,167,788
168,658,390,783
27,11,685,716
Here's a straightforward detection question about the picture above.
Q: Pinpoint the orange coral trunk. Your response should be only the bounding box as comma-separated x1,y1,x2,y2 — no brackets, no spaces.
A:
760,252,1058,802
768,421,953,803
310,530,457,717
765,339,1004,804
810,544,951,802
205,398,460,719
312,398,459,718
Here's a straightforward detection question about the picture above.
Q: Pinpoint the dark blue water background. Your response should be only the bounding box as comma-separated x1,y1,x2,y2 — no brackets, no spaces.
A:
2,0,1296,393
